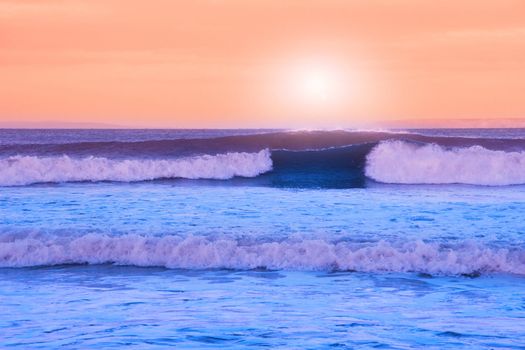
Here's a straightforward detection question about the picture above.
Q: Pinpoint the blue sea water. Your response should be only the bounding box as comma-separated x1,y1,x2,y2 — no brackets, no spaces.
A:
1,129,525,348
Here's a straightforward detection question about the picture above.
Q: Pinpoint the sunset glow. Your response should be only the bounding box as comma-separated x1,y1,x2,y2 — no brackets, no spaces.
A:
1,0,525,128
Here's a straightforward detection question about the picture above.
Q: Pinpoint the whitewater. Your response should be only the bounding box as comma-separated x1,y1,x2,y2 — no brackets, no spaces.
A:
0,149,272,186
2,233,524,275
366,140,525,185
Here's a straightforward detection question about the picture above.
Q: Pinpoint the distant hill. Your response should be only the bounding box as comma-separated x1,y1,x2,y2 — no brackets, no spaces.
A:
0,121,127,129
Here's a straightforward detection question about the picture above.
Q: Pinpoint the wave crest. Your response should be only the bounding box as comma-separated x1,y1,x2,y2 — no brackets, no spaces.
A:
366,141,525,185
0,150,272,186
1,234,523,275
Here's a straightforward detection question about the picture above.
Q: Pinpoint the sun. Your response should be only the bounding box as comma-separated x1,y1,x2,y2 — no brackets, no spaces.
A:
266,56,354,124
289,62,342,105
300,69,333,101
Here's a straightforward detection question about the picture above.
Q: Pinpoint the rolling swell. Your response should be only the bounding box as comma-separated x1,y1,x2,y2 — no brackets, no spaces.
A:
2,130,524,158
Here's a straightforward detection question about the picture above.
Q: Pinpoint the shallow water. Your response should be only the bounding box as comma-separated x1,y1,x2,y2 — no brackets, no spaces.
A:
2,266,525,349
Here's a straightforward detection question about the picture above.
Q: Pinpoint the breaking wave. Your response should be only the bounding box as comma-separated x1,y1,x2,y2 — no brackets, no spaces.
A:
1,233,523,275
2,132,525,187
366,140,525,186
0,150,272,186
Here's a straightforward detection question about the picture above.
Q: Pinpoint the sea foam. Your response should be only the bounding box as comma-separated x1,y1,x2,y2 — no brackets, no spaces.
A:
365,140,525,185
0,150,272,186
1,233,523,275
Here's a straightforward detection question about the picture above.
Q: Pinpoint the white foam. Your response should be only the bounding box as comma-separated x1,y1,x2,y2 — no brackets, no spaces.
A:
1,234,523,275
0,150,272,186
366,140,525,185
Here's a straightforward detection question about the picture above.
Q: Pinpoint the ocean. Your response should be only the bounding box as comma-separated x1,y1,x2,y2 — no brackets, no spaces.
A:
1,129,524,348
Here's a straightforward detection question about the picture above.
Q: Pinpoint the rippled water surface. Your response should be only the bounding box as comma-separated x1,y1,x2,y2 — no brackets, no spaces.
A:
2,267,525,349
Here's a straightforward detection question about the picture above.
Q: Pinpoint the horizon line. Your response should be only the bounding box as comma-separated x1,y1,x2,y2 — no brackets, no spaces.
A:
2,118,525,129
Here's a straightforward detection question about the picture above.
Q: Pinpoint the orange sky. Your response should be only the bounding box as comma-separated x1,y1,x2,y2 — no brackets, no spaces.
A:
1,0,525,128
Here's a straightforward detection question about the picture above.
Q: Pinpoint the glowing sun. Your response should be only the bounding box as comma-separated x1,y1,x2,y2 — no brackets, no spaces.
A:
268,56,353,123
289,62,342,105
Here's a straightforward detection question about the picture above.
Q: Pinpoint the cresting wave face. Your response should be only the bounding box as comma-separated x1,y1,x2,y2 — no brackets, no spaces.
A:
1,234,524,275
